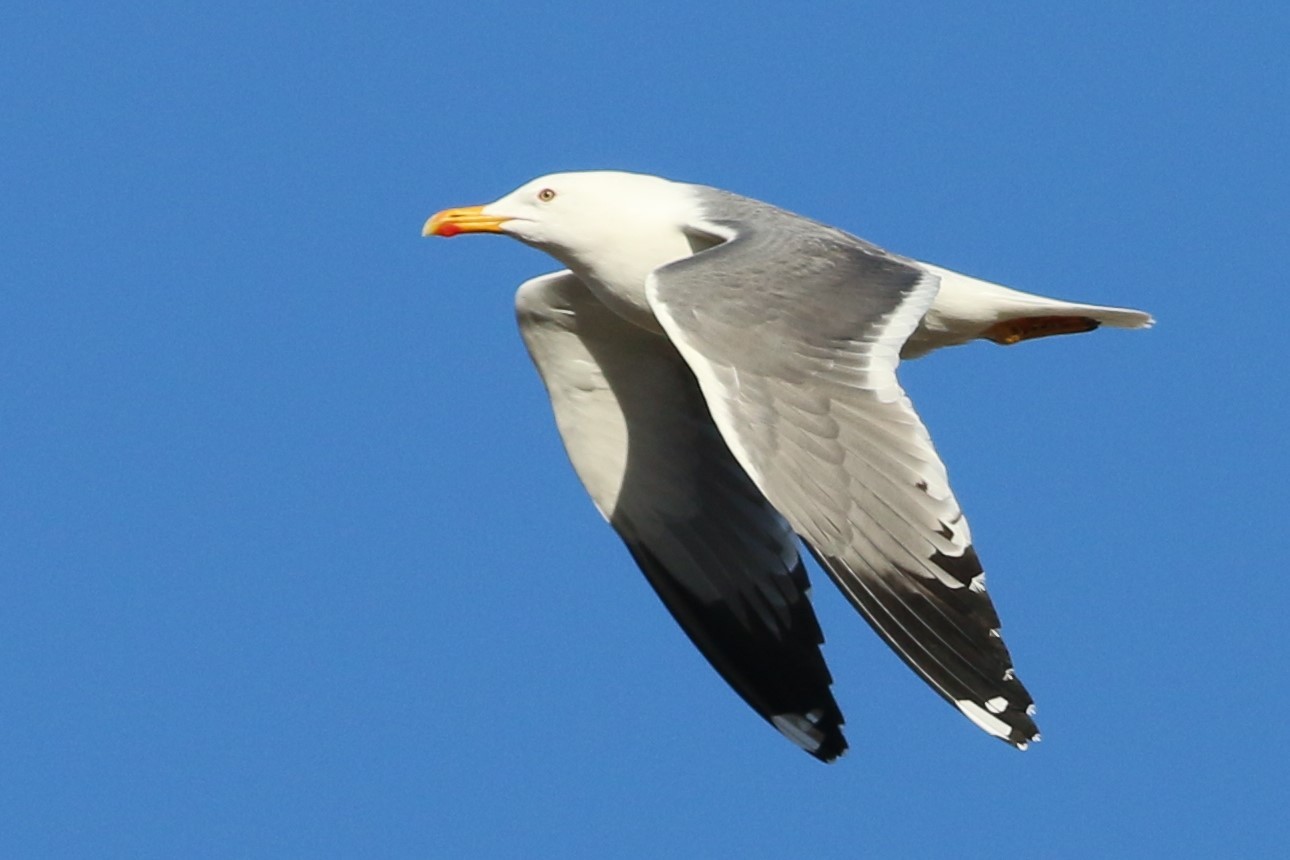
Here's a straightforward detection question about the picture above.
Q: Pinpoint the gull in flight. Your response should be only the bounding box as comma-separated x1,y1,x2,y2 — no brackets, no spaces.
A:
423,171,1152,761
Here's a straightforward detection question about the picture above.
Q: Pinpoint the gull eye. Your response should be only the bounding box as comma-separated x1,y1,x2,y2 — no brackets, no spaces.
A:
537,188,556,202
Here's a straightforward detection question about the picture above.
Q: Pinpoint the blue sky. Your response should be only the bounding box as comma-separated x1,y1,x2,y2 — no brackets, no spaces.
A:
3,2,1287,857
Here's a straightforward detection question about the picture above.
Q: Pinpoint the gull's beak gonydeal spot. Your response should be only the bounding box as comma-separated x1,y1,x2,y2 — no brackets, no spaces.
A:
422,206,507,238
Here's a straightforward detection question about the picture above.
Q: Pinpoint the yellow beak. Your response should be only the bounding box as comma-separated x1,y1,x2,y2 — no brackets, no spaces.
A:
422,205,508,237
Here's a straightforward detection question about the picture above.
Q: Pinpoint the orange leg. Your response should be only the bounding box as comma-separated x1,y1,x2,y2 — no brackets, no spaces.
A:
984,316,1101,345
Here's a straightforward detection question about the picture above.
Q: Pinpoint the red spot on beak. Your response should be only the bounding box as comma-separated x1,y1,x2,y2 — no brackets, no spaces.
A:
437,223,462,238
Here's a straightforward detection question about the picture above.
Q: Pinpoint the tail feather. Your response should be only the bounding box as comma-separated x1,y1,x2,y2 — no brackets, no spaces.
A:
984,288,1154,330
903,263,1154,358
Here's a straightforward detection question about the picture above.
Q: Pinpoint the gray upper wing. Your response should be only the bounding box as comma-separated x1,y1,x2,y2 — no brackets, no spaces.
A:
515,270,847,760
646,191,1040,747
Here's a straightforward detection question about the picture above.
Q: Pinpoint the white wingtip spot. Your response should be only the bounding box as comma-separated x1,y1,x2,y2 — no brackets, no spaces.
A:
772,714,823,753
984,696,1009,714
956,700,1012,739
989,628,1001,639
1026,704,1037,716
969,572,987,593
1003,668,1016,682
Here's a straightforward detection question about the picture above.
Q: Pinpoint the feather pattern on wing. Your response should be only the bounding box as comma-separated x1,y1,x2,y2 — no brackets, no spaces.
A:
647,191,1039,746
517,270,847,759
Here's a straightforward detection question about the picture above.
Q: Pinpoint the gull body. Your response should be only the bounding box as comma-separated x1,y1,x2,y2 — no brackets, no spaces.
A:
440,171,1150,353
424,170,1152,761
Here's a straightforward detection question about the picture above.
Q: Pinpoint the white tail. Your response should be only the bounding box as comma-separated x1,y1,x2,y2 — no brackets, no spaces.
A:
902,263,1154,359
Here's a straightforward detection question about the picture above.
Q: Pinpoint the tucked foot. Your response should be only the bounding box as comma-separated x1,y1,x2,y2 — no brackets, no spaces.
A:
984,316,1101,345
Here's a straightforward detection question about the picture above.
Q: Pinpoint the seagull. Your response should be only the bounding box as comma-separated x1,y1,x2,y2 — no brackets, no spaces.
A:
423,170,1151,762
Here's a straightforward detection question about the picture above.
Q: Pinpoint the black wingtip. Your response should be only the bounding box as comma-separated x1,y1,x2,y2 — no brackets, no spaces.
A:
815,731,849,763
623,541,851,763
771,710,848,763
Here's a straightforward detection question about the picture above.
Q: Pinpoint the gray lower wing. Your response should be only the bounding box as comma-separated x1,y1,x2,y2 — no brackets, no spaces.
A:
647,200,1040,747
516,271,846,761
